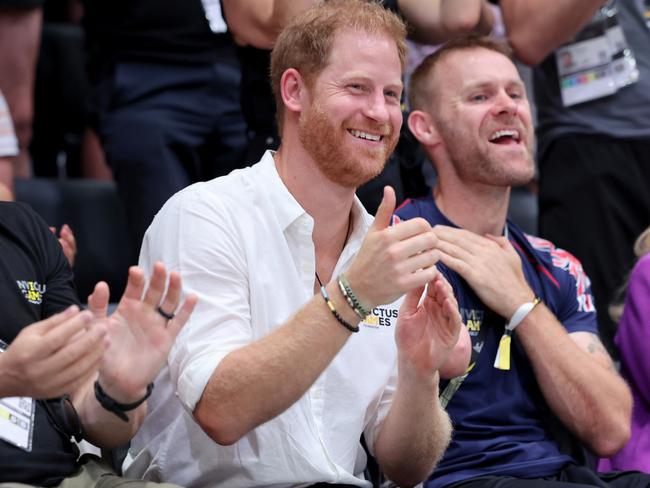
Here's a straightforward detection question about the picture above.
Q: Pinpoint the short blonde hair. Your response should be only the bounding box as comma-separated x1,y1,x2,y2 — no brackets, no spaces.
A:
270,0,407,131
408,35,513,112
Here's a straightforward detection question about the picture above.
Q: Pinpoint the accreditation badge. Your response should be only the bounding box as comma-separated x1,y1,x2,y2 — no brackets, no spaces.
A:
0,339,35,451
556,0,638,106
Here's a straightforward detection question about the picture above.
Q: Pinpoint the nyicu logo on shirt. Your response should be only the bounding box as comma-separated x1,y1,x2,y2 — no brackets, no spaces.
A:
16,280,46,305
362,307,398,328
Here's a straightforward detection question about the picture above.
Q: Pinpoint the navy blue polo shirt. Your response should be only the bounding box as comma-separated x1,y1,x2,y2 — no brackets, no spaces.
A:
395,195,599,488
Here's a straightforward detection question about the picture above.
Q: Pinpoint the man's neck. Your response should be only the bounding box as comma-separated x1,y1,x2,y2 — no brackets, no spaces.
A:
273,142,355,283
433,181,510,236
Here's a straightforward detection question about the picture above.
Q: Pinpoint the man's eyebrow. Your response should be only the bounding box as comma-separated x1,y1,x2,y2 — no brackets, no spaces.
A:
341,73,403,87
462,79,525,92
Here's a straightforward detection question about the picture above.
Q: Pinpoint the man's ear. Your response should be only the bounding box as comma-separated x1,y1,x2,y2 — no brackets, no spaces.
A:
407,110,441,148
280,68,308,115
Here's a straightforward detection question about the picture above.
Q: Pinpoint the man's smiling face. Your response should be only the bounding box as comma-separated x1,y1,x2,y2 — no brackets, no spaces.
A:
432,47,535,188
298,28,403,188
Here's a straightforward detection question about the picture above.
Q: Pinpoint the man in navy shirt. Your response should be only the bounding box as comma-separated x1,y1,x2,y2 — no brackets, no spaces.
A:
396,35,649,488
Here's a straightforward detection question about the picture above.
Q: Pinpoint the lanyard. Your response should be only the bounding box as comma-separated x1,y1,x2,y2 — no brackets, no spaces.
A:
439,309,489,409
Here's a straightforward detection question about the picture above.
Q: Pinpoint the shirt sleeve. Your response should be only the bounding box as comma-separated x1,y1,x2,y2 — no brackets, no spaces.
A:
139,186,252,413
615,254,650,406
551,248,599,335
26,204,80,317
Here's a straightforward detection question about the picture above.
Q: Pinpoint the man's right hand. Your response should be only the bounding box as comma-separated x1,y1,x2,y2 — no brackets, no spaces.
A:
0,306,108,399
433,225,534,319
345,186,440,308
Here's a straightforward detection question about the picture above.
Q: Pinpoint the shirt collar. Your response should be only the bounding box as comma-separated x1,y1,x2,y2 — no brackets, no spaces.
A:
256,150,373,246
256,151,306,232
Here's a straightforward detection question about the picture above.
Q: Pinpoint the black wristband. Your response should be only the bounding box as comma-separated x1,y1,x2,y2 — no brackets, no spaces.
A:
320,285,360,333
94,381,154,422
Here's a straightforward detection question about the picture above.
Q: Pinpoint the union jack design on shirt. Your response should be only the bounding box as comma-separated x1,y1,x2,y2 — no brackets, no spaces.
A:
526,235,595,313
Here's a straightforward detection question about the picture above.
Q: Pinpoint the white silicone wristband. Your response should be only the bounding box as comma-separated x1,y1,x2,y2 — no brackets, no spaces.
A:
506,298,541,332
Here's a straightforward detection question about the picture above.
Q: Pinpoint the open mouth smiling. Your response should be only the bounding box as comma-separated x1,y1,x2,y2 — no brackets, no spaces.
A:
348,129,383,142
488,129,521,145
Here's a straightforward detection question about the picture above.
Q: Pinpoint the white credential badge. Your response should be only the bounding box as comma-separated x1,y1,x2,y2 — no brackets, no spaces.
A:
0,340,35,451
555,0,638,107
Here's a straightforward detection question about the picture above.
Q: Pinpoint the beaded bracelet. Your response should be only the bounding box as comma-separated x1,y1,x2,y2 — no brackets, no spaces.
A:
320,285,359,333
337,274,372,319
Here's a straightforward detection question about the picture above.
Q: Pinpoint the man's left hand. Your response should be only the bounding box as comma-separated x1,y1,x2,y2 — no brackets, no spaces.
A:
396,272,462,380
87,262,198,403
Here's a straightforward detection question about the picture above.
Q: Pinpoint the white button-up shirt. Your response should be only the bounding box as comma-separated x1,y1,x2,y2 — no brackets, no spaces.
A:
124,152,401,487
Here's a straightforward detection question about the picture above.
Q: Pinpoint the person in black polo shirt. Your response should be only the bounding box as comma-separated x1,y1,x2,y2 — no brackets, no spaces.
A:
0,201,196,486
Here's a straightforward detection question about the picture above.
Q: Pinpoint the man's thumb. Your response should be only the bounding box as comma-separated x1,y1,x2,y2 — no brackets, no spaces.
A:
87,281,110,319
371,186,396,231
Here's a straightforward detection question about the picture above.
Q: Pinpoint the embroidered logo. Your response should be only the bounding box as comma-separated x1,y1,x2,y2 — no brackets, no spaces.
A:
16,280,47,305
362,307,398,329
